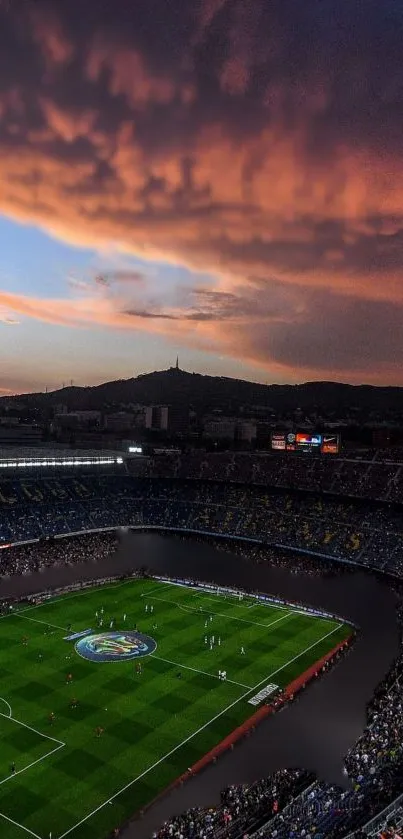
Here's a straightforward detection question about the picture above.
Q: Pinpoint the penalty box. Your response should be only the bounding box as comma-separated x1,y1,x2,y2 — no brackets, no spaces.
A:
0,710,64,786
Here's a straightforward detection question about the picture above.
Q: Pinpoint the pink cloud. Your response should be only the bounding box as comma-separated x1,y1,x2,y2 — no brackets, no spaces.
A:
0,0,403,384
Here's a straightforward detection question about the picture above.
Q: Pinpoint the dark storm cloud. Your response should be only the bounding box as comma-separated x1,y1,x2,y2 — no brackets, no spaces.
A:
1,0,403,380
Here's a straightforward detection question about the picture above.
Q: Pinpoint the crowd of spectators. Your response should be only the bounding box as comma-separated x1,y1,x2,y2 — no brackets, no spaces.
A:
151,770,313,839
129,450,403,503
357,801,403,838
1,459,402,839
144,597,403,839
1,472,403,578
0,531,118,577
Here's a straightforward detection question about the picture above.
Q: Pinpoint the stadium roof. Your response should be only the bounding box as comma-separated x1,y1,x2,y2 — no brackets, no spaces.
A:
0,448,125,466
0,447,124,459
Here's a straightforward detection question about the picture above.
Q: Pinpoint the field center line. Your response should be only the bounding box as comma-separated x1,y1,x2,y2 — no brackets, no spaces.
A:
14,613,67,632
0,711,65,746
0,811,42,839
151,654,252,689
0,698,12,717
0,743,65,788
57,622,344,839
147,594,294,629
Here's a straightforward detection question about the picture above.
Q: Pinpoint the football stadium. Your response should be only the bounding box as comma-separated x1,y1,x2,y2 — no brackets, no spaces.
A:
0,448,402,839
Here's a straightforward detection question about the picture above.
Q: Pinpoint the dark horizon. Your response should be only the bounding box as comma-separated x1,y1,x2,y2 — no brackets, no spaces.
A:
6,364,403,402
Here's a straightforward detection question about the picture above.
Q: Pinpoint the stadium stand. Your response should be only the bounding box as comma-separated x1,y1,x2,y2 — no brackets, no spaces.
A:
351,793,403,838
149,599,403,839
0,531,118,577
1,471,403,577
151,770,314,839
129,449,403,503
1,449,403,839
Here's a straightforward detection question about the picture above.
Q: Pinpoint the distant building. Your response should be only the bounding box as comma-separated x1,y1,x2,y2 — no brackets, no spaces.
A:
104,412,136,432
0,425,43,446
166,404,189,435
55,411,101,429
145,404,189,435
204,419,237,441
0,416,19,426
236,422,257,443
145,405,169,431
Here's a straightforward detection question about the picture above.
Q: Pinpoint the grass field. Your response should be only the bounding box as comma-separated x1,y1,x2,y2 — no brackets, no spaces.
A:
0,577,352,839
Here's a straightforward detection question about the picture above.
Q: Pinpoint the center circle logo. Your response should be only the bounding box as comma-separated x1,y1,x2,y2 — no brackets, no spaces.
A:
75,631,157,663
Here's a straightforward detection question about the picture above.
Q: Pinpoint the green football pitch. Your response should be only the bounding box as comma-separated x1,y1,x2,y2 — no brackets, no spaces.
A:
0,577,352,839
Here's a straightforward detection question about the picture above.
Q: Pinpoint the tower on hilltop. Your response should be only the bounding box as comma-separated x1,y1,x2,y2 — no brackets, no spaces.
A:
175,355,179,370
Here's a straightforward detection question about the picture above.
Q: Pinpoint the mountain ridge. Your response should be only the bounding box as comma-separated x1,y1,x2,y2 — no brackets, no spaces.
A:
2,368,403,415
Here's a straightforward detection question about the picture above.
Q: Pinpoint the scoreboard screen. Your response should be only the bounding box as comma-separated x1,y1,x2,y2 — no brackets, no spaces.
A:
271,434,286,451
270,432,340,454
295,432,322,447
321,435,340,454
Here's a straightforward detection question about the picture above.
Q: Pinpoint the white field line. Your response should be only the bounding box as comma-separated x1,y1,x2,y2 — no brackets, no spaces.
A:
57,622,344,839
0,711,65,746
0,698,12,717
15,613,67,632
193,594,258,611
0,742,64,787
164,581,335,622
0,710,66,838
0,578,135,622
192,594,256,611
146,594,295,630
152,654,252,689
141,583,178,598
0,811,42,839
182,582,292,611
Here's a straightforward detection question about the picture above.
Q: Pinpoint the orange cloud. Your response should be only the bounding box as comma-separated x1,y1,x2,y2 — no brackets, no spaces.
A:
39,99,97,142
0,0,403,383
86,42,194,108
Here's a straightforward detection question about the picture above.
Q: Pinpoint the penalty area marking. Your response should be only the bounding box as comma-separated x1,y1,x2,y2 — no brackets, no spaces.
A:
154,581,332,622
170,580,293,612
0,711,65,786
0,711,66,839
0,811,42,839
57,622,344,839
145,593,295,630
191,593,256,610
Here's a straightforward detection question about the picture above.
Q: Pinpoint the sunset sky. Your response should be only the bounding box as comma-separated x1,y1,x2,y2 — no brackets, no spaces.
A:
0,0,401,394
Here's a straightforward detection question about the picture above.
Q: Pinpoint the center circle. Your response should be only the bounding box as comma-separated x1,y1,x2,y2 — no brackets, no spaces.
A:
75,631,157,663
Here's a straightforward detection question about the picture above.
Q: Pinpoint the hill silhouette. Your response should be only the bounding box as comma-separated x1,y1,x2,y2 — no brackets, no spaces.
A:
2,368,403,416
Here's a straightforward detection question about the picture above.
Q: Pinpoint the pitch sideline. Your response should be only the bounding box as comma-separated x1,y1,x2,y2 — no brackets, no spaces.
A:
0,709,65,839
57,622,343,839
0,810,42,839
145,593,295,629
